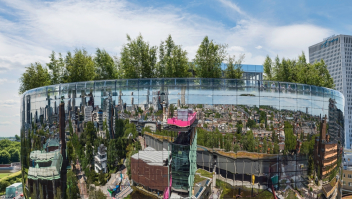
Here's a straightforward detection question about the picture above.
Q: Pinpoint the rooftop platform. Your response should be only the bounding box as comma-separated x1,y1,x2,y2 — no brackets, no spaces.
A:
131,147,170,166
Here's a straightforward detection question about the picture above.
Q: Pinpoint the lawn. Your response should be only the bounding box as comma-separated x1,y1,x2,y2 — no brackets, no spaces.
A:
196,169,212,178
216,179,274,199
0,173,11,179
194,175,206,185
286,189,298,199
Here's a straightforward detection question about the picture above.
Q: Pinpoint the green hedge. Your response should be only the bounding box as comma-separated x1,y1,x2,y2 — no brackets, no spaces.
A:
0,171,21,183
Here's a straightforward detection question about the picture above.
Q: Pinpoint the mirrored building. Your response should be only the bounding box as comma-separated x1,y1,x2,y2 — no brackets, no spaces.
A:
21,78,345,198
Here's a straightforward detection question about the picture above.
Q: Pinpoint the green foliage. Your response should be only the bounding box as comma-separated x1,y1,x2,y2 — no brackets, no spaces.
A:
126,142,139,179
39,184,44,199
263,52,334,89
233,143,240,152
89,186,107,199
0,180,10,193
236,120,243,134
124,123,138,139
31,183,37,199
8,149,20,162
196,104,203,108
224,133,233,152
64,49,95,83
300,141,309,155
19,62,51,94
157,35,190,78
94,48,118,80
15,135,20,141
67,141,75,164
83,121,98,144
263,55,273,80
54,187,62,199
243,130,255,152
120,34,157,78
284,121,296,152
115,118,125,138
98,171,105,185
262,139,268,153
197,128,223,149
273,142,279,154
246,118,256,129
194,36,227,78
154,129,178,138
215,112,221,118
47,51,65,85
69,120,73,136
224,54,244,79
0,150,10,164
107,138,127,171
272,131,277,143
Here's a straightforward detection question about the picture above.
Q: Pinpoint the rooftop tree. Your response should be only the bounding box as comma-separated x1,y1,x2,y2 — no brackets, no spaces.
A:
194,36,227,78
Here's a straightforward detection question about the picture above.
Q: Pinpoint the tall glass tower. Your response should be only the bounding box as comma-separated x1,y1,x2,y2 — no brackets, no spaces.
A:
309,34,352,148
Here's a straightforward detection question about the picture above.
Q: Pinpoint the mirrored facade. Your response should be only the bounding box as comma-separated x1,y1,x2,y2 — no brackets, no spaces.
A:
21,78,345,199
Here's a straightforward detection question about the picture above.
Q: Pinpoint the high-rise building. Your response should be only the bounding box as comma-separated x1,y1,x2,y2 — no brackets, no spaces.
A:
309,34,352,148
98,109,103,131
59,98,67,197
84,106,93,122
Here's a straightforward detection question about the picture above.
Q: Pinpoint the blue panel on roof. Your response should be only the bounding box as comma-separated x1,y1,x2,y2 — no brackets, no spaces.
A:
220,63,263,72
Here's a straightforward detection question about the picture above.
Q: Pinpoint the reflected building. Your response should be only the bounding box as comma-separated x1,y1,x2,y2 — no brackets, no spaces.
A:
309,34,352,149
20,78,345,199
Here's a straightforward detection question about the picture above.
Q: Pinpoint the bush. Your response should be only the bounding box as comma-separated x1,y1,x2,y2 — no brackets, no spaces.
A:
0,181,10,193
0,171,21,183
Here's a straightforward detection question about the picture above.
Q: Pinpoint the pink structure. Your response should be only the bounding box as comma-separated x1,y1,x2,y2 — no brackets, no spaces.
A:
163,176,172,199
167,112,197,127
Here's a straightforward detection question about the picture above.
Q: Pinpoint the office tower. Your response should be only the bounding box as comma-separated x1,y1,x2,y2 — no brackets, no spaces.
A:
165,109,197,198
309,34,352,148
328,98,344,145
26,95,31,124
81,90,86,106
72,89,76,110
84,106,93,122
181,86,186,105
98,109,103,131
88,92,94,107
146,89,150,105
59,98,67,197
107,95,114,139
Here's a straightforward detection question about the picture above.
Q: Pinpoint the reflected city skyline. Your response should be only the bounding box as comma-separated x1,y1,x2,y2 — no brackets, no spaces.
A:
21,78,344,199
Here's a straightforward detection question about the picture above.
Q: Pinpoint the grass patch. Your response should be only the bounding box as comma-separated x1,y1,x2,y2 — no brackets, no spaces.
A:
286,189,298,199
216,179,274,199
0,173,12,179
196,169,212,178
0,171,21,182
194,175,206,185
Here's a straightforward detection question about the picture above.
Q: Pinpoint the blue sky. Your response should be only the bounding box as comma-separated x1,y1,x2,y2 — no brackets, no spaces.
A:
0,0,351,136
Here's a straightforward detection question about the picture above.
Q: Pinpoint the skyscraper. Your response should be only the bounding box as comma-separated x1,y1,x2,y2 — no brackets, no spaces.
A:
59,97,67,197
309,34,352,148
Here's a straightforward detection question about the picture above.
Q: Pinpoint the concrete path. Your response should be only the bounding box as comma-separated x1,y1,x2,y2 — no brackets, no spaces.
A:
115,186,133,199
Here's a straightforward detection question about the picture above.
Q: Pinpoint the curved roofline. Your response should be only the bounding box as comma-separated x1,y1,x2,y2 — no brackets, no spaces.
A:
21,78,342,97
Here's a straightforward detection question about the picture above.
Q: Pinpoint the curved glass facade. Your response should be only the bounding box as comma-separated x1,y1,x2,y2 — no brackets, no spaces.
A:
21,78,345,199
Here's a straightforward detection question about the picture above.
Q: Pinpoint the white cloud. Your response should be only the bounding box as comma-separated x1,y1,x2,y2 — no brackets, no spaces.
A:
0,99,18,107
0,78,7,84
255,46,262,49
217,0,247,16
0,121,11,125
